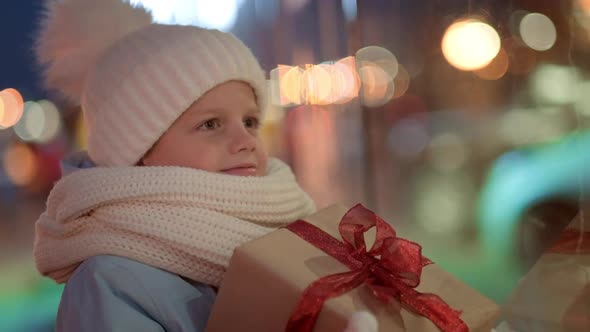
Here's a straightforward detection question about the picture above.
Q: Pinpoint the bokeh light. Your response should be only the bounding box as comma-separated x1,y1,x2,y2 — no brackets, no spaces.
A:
499,109,569,146
428,132,469,172
392,64,411,98
272,57,361,106
3,143,38,187
573,1,590,38
356,46,399,80
310,60,359,105
269,69,282,106
333,56,360,104
574,0,590,30
342,0,357,23
574,81,590,117
519,13,557,51
14,101,44,142
14,100,62,144
0,89,25,129
577,0,590,14
129,0,242,31
279,65,304,105
413,171,475,234
442,19,501,71
37,100,62,143
536,106,561,115
474,48,509,80
195,0,241,31
356,46,398,107
5,88,24,113
302,64,333,105
358,63,394,107
315,63,344,105
530,64,580,105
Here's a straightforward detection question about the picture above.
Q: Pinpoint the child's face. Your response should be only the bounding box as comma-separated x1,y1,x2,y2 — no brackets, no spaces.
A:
141,81,268,176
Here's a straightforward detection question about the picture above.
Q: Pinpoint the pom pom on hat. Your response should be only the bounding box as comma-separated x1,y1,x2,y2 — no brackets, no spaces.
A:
36,0,153,104
34,0,267,167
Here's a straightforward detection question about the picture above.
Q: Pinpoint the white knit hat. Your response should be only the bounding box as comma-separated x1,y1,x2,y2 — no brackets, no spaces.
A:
35,0,267,166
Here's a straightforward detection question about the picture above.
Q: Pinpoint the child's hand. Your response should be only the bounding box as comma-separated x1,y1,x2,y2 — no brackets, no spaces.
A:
343,311,378,332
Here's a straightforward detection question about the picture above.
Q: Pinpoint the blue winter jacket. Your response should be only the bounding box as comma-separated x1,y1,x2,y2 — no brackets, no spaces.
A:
55,152,217,332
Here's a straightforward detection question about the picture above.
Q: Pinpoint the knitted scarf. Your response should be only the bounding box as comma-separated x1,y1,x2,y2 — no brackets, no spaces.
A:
34,158,316,286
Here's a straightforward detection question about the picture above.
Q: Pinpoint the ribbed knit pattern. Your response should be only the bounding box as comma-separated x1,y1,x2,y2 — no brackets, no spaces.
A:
34,158,316,286
82,24,267,167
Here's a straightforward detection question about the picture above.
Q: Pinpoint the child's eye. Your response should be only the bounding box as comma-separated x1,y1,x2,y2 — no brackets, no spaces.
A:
244,117,260,129
198,119,220,131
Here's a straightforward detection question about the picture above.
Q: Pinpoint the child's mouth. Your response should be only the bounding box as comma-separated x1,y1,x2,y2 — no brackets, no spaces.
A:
221,166,258,176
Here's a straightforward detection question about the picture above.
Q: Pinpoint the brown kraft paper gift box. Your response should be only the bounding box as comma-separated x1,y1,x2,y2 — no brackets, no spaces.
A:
206,204,500,332
503,208,590,332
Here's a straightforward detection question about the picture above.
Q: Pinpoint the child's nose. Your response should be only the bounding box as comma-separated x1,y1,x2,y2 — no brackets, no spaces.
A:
229,127,257,154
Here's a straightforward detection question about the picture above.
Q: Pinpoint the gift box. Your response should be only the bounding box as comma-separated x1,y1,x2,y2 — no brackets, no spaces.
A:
206,204,500,332
503,210,590,332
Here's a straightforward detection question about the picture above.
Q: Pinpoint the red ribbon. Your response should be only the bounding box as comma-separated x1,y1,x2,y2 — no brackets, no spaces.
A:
283,204,468,332
547,229,590,254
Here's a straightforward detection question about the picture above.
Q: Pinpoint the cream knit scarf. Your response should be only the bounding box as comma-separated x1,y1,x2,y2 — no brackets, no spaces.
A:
34,158,316,287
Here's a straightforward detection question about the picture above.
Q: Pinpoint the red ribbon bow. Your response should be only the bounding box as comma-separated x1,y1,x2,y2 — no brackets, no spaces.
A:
283,204,468,332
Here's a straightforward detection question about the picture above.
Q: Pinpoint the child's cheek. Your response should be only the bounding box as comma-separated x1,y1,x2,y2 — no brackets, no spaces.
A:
257,152,269,176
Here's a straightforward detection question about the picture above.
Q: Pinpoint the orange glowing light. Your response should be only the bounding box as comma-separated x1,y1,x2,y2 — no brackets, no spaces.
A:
359,63,393,107
279,65,304,105
474,48,510,80
0,88,25,128
3,143,38,186
302,64,333,105
441,19,501,71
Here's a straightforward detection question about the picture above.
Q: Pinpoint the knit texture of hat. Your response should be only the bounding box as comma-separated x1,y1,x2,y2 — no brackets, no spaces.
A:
35,0,267,166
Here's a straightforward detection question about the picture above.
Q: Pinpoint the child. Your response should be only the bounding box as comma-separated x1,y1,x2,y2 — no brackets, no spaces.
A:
33,0,317,331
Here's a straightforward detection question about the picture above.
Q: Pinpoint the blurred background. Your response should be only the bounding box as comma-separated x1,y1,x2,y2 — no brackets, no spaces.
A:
1,0,589,330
